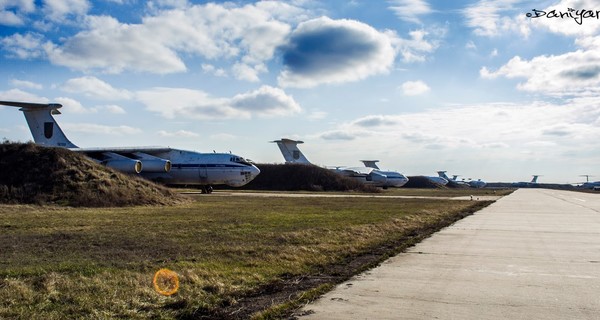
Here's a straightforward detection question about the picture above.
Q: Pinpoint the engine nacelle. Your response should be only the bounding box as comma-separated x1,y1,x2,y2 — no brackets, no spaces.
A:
367,171,387,185
104,159,143,174
139,159,171,173
132,152,171,173
95,152,143,174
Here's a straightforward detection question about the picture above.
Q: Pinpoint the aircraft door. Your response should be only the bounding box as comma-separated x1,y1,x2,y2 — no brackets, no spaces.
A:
199,165,208,184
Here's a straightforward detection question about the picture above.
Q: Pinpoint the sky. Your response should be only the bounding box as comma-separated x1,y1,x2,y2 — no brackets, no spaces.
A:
1,0,599,184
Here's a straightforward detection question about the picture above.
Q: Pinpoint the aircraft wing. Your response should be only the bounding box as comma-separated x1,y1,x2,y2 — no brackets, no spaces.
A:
70,146,173,154
340,166,374,175
70,147,174,174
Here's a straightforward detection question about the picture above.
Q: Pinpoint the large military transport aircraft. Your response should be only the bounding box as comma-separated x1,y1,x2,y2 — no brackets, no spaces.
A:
360,160,409,188
512,175,541,187
437,171,486,188
272,138,394,188
1,101,260,193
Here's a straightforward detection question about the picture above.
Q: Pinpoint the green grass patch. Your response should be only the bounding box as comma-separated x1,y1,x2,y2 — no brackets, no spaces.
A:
0,195,495,319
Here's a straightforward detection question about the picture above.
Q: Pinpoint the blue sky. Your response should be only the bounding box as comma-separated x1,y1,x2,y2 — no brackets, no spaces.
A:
1,0,599,183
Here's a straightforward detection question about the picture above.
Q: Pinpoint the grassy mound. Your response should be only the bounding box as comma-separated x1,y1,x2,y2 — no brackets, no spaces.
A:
404,176,447,188
0,142,186,207
239,163,380,192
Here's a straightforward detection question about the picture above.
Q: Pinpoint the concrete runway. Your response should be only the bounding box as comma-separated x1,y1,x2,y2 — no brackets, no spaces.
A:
297,189,600,319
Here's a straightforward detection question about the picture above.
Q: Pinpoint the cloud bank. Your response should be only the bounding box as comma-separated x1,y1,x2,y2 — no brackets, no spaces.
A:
278,17,396,88
137,85,301,120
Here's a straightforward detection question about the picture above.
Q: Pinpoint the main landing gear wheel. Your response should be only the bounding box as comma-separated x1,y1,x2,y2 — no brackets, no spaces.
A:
201,186,213,194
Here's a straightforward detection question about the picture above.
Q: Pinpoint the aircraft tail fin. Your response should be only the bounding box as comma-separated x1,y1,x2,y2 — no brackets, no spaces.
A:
531,175,540,183
360,160,380,169
271,138,310,164
1,101,77,148
437,171,450,181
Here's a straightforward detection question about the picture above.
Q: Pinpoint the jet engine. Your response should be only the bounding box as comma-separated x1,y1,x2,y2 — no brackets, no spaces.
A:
104,159,143,173
132,152,171,173
97,152,143,174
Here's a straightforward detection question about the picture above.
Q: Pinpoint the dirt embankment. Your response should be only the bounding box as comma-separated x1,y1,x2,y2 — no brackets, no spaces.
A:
0,142,186,207
237,163,380,192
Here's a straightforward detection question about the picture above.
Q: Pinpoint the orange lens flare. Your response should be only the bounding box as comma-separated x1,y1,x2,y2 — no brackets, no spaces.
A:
153,268,179,296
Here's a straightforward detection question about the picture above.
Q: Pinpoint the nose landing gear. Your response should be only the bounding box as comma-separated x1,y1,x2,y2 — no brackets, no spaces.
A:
201,185,213,194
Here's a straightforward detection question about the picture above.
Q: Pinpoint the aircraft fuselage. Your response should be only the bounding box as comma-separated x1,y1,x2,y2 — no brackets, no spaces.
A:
139,150,259,187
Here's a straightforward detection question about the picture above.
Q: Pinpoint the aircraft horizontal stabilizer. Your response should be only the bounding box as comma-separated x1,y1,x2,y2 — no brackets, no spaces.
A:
0,100,63,112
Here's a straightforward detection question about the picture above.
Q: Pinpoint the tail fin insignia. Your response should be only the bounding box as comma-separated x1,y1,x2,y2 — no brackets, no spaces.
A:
0,100,77,148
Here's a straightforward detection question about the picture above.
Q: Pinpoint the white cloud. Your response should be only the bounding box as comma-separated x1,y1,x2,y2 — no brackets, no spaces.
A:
61,76,132,100
201,64,227,77
44,15,186,74
463,0,530,37
527,0,600,37
137,85,301,120
209,133,236,141
393,28,442,63
388,0,432,23
483,3,600,97
0,88,46,102
481,47,600,96
42,0,90,22
0,0,35,26
278,17,396,88
231,62,266,82
63,123,142,135
41,2,293,76
230,85,302,117
1,32,45,59
54,96,92,113
157,130,199,138
352,115,400,127
312,101,600,178
10,79,42,89
401,80,430,95
0,11,23,26
99,104,126,114
319,130,362,141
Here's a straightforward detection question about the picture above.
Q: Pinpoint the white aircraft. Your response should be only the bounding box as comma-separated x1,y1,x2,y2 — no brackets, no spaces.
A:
438,171,486,188
1,101,260,193
271,138,389,187
360,160,409,188
424,175,448,186
512,175,541,187
578,175,600,190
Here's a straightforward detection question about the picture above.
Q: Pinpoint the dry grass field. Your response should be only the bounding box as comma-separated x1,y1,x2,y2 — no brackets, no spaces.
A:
0,193,497,319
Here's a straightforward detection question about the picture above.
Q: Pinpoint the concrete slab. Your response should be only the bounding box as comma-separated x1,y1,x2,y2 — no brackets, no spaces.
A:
297,189,600,320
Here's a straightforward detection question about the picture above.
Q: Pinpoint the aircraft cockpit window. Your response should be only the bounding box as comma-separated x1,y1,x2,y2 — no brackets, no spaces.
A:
232,156,252,166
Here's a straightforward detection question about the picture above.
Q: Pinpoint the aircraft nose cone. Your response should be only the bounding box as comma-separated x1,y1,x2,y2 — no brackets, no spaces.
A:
249,165,260,181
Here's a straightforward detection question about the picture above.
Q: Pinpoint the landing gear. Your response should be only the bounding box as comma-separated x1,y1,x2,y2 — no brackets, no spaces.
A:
201,185,213,194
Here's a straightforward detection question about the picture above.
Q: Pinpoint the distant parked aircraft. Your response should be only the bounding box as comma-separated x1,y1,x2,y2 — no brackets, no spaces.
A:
1,100,260,193
579,175,600,190
438,171,486,188
272,138,390,188
424,175,448,186
512,175,541,187
360,160,409,188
